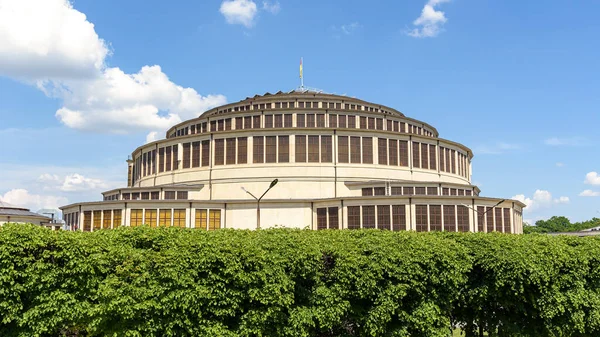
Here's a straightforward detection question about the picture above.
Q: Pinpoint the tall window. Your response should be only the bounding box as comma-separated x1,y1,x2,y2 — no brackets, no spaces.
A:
295,135,307,162
376,118,383,130
172,145,179,170
412,142,420,169
253,136,264,163
173,209,186,228
339,115,347,128
238,137,247,164
265,115,273,128
348,115,356,128
284,114,293,127
415,205,428,232
201,140,210,167
102,210,112,229
486,207,494,233
166,146,172,171
159,209,172,227
317,114,325,127
83,211,92,231
308,135,319,163
445,149,451,173
368,117,375,129
378,138,387,165
321,136,332,162
195,209,207,229
244,116,251,129
278,136,289,163
350,137,361,163
347,206,361,229
421,143,429,170
253,115,261,128
362,137,373,164
439,147,446,172
392,205,406,231
495,208,502,233
338,136,349,163
360,116,367,129
182,143,191,169
297,114,305,127
503,208,511,233
275,114,283,128
377,205,390,230
328,207,339,229
329,114,337,128
451,150,456,174
151,150,156,175
145,209,157,228
226,138,236,165
225,118,231,130
430,205,442,231
209,210,221,230
93,212,101,231
444,205,456,232
389,139,398,166
317,208,327,230
192,142,200,168
457,206,469,232
429,144,437,171
113,210,122,228
215,139,224,165
477,206,485,232
266,136,277,163
236,117,243,130
130,209,143,227
362,206,375,229
399,141,409,167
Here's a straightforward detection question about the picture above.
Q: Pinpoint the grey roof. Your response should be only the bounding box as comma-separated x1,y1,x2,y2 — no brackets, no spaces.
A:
0,207,50,219
0,200,27,210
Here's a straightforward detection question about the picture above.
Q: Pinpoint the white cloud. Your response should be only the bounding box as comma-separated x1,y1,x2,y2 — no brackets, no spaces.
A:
220,0,258,28
579,190,600,197
512,190,569,212
556,162,565,167
406,0,451,38
0,188,68,211
473,142,521,155
0,0,109,81
146,131,159,144
262,1,280,14
37,173,109,192
0,0,226,135
585,172,600,186
544,137,588,147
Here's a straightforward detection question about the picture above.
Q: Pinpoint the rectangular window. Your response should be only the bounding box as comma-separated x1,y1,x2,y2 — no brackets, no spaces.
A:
429,144,437,170
236,117,243,130
374,187,386,196
368,117,375,130
173,209,186,228
164,191,176,200
113,210,122,228
253,115,261,128
415,205,428,232
321,136,332,163
503,208,511,233
317,208,327,230
317,114,325,128
362,137,373,164
284,114,292,127
297,114,305,127
389,139,398,166
339,115,347,128
403,186,414,195
151,191,159,200
376,118,383,130
392,205,406,231
215,139,224,165
141,192,149,200
145,209,157,228
362,205,375,229
295,135,306,162
495,208,502,233
439,147,445,172
202,140,210,167
253,136,264,163
421,143,429,170
329,114,337,128
306,114,315,128
225,118,232,130
362,188,373,196
278,136,289,163
218,119,224,131
377,205,390,230
238,137,247,164
226,138,236,165
177,191,188,200
391,187,402,195
244,116,252,129
172,145,179,170
457,206,469,232
159,209,172,227
348,115,356,128
142,152,147,176
338,136,349,163
386,120,392,131
195,209,207,229
430,205,442,231
444,205,456,232
412,142,420,169
182,143,191,169
451,150,456,174
209,210,221,230
265,115,273,128
399,141,409,167
130,209,143,227
308,135,320,162
102,210,112,229
191,142,200,168
360,116,367,129
275,114,283,128
450,188,457,196
415,187,426,195
378,138,387,165
486,207,495,232
427,187,438,195
350,136,361,163
165,146,172,171
266,136,277,163
328,207,339,229
477,206,485,232
210,120,216,131
348,206,361,229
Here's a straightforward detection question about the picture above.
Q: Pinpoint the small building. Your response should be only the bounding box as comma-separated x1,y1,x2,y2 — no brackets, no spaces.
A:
0,201,51,226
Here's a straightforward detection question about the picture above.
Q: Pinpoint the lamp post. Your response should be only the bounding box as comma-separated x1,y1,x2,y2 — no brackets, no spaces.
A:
241,179,278,229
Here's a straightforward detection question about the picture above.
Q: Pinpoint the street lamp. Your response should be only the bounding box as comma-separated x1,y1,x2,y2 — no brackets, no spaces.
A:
241,179,279,229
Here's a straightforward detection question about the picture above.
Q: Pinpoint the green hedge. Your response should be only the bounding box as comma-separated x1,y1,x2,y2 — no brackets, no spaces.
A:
0,224,599,337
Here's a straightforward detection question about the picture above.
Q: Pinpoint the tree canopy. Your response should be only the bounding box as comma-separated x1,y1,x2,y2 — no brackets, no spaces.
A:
524,216,600,233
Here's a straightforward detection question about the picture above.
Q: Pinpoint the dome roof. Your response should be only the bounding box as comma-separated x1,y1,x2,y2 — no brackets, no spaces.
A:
0,200,27,211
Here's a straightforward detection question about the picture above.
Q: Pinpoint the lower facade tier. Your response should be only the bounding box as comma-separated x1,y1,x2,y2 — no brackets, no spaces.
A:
60,196,525,234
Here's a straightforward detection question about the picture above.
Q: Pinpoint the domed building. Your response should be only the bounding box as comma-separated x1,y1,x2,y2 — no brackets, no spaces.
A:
0,201,52,227
60,90,525,233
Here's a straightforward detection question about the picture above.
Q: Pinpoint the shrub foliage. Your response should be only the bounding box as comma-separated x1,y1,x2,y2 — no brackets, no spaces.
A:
0,224,599,336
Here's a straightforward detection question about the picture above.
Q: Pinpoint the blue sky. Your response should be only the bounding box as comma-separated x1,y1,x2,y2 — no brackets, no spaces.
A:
0,0,599,223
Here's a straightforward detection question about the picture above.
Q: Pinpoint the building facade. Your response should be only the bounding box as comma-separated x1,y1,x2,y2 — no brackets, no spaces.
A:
60,90,525,233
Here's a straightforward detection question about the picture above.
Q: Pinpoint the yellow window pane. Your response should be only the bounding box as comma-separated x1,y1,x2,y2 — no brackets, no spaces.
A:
173,209,186,228
131,209,143,227
159,209,172,227
103,210,112,229
83,211,92,232
93,211,102,230
209,210,221,230
113,210,122,228
195,209,207,229
145,209,157,228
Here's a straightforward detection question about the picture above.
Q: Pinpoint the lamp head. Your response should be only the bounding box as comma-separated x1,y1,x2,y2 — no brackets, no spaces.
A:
270,179,278,188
